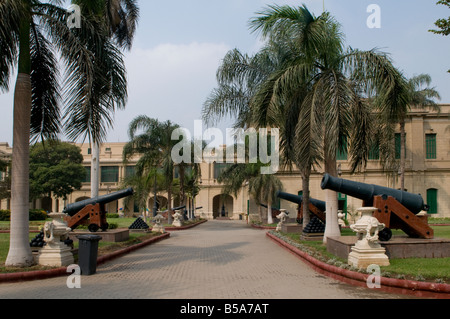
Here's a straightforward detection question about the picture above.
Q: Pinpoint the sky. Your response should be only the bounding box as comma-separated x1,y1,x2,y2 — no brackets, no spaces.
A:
0,0,449,146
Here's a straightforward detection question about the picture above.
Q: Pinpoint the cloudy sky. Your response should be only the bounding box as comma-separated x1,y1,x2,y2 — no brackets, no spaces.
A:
0,0,448,146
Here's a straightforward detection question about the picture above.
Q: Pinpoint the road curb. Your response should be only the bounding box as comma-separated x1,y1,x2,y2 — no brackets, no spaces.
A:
266,231,450,299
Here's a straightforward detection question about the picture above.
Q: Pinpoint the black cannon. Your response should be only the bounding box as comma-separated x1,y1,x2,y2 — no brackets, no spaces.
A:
320,173,433,241
259,204,281,219
159,205,186,219
64,188,134,232
276,191,327,224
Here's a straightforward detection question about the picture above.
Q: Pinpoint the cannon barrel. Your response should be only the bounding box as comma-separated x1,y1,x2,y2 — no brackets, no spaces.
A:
64,187,134,217
276,191,326,212
320,173,427,214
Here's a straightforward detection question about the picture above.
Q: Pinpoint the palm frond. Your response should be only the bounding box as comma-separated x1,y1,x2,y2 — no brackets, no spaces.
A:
29,21,61,142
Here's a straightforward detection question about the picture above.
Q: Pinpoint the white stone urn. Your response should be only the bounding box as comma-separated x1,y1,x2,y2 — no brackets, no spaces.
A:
275,209,289,232
348,207,390,268
152,212,166,233
37,213,74,267
172,210,183,227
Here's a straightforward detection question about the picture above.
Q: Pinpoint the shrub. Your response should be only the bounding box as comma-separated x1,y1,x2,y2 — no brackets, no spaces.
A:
108,222,118,230
29,209,48,221
0,210,10,221
106,213,119,219
0,209,48,221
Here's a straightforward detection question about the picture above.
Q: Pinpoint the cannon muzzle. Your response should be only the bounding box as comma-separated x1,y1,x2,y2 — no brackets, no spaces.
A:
64,187,134,217
276,191,326,212
320,173,427,214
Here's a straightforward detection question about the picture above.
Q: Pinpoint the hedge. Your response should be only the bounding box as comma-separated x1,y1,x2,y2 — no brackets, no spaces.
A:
0,209,48,221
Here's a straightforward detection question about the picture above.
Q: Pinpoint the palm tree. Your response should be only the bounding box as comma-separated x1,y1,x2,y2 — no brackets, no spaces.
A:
249,4,403,242
67,0,139,197
1,0,95,267
375,74,441,190
123,116,180,223
0,0,138,267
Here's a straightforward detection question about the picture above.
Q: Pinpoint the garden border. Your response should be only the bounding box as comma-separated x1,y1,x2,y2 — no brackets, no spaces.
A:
0,232,170,284
266,231,450,299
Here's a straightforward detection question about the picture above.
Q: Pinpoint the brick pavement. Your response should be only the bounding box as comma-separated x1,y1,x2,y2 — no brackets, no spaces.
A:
0,220,411,299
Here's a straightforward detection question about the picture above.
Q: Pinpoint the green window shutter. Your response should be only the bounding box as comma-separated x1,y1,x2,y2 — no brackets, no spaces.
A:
426,188,438,214
214,163,231,179
101,166,119,183
83,166,91,183
337,135,348,161
125,166,135,177
425,134,437,159
368,143,380,160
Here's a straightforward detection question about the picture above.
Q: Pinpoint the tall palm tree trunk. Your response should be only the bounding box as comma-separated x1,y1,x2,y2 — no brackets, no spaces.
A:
6,17,34,267
91,142,100,198
267,197,274,225
323,156,340,244
301,170,311,228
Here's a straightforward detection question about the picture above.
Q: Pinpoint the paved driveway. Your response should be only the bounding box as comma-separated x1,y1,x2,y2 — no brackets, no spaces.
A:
0,220,411,299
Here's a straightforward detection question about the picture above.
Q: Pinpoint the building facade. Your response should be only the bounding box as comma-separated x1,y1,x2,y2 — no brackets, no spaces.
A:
0,105,449,219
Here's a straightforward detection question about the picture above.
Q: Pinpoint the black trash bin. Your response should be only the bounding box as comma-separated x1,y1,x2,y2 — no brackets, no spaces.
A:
77,235,102,276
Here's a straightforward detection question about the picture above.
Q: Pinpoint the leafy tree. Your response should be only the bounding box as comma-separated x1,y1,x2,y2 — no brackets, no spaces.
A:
374,74,441,190
0,0,138,267
123,116,181,223
430,0,450,72
248,4,403,242
29,141,85,201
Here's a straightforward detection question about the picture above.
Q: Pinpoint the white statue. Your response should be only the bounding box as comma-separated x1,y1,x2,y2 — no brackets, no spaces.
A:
276,209,289,232
172,210,183,227
152,212,166,233
348,207,390,268
37,213,74,267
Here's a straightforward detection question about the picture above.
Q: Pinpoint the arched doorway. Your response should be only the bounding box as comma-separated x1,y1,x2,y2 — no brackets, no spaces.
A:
212,194,233,219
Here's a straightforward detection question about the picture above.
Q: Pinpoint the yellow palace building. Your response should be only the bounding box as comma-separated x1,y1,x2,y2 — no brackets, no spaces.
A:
0,104,449,220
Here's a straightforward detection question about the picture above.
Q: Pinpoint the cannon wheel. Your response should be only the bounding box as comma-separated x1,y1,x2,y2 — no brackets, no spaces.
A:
88,223,100,233
379,228,392,242
101,223,109,232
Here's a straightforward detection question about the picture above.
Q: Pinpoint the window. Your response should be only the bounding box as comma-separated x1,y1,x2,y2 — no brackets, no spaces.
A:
101,166,119,183
214,163,232,179
125,166,136,177
425,134,437,159
368,143,380,160
82,166,91,183
426,188,438,214
336,135,348,161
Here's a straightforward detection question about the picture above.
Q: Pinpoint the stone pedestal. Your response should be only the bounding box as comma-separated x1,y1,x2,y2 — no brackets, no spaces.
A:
37,243,74,267
347,207,390,268
281,223,302,233
348,246,390,269
37,213,74,267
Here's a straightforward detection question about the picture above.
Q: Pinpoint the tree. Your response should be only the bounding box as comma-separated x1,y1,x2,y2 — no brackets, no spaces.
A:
1,0,96,267
123,116,180,223
249,4,403,242
375,74,441,190
430,0,450,72
29,141,85,201
0,0,138,267
67,1,139,198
